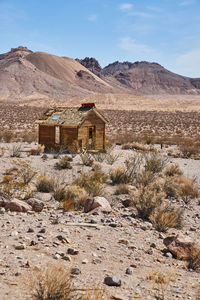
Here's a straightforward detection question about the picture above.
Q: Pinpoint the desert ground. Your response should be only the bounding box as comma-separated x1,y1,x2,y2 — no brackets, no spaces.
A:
0,97,200,300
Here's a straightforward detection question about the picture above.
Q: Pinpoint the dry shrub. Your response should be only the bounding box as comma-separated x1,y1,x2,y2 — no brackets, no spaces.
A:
29,144,44,155
15,160,37,185
163,177,180,199
55,155,72,170
147,270,172,300
188,246,200,272
2,130,13,143
115,184,130,195
79,150,94,166
122,142,147,151
144,153,168,174
22,129,37,143
110,167,128,185
27,263,108,300
179,141,200,158
10,144,22,157
62,185,88,211
27,263,72,300
164,163,183,177
131,183,166,220
74,168,106,197
53,181,67,202
92,152,106,163
36,174,55,193
110,155,142,185
150,205,183,232
136,170,156,187
177,176,199,203
105,150,120,165
0,147,5,157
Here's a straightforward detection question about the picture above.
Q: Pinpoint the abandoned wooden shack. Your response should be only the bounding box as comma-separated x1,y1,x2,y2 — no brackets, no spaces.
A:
37,103,107,151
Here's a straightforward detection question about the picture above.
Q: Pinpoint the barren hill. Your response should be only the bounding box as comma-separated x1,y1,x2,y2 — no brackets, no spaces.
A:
0,46,200,103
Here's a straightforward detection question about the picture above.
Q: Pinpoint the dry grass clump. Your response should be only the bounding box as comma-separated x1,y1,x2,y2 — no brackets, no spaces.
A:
164,163,183,177
110,167,129,185
53,181,67,202
10,144,22,157
36,174,55,193
55,155,72,170
188,246,200,272
150,205,183,232
144,153,168,174
179,141,200,158
147,270,172,300
62,185,89,211
26,263,108,300
110,155,142,185
176,176,199,204
0,147,5,157
163,177,180,199
80,150,94,166
122,142,148,151
2,130,13,143
115,184,130,195
131,183,166,220
21,129,37,143
29,144,44,156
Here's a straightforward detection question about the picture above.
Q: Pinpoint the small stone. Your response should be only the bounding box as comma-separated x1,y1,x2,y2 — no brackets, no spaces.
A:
82,259,88,264
27,228,34,233
39,228,46,233
53,253,60,259
165,252,173,258
118,239,129,245
67,248,79,255
109,223,117,228
14,244,26,250
126,267,134,275
150,243,156,248
62,255,71,261
92,258,102,264
71,267,81,275
0,207,5,214
104,276,121,287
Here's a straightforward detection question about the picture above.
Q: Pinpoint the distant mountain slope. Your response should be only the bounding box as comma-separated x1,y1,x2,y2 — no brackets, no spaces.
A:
102,61,200,95
0,46,199,102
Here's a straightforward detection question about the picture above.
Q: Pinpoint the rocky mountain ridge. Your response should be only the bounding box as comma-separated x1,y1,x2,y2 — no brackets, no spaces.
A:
0,46,200,102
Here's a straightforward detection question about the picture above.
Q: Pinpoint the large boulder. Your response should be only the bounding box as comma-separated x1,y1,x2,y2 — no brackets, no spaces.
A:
5,199,32,212
84,197,112,213
163,234,200,260
27,198,44,212
0,196,8,207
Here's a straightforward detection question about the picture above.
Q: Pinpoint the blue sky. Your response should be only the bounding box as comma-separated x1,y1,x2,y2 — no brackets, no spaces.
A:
0,0,200,77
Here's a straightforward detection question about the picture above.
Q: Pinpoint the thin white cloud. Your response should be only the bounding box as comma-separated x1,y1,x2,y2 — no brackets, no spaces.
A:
88,14,97,22
118,37,153,54
119,3,133,11
146,6,162,12
127,11,152,18
180,0,195,6
175,49,200,77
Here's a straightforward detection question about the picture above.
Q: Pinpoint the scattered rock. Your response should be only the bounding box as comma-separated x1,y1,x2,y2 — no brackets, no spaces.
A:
163,234,200,260
14,244,26,250
126,267,134,275
5,199,32,212
27,198,44,212
104,276,122,287
84,197,112,213
67,248,79,255
71,267,81,275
